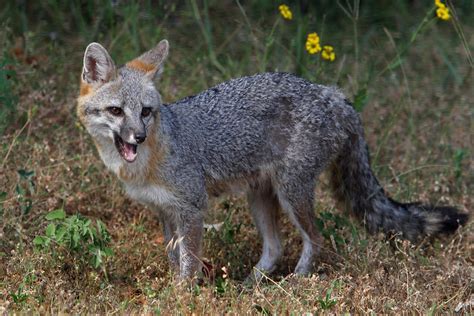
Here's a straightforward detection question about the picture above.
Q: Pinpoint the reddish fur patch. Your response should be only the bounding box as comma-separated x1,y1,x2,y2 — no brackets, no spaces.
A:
76,101,86,126
77,81,93,126
76,106,85,125
118,125,168,187
126,59,156,73
143,129,167,184
79,82,92,96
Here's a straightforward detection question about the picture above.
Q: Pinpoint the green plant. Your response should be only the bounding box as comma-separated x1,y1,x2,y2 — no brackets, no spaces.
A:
318,281,340,310
9,272,37,305
453,148,467,181
190,0,226,75
9,283,29,305
33,209,113,269
427,303,438,316
220,212,242,245
214,276,230,295
353,86,369,112
253,304,271,315
315,210,350,247
16,169,35,215
0,54,17,134
0,191,7,216
207,203,242,246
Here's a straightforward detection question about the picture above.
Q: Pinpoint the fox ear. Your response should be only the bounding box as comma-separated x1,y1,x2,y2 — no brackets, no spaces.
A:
126,40,169,77
82,43,116,85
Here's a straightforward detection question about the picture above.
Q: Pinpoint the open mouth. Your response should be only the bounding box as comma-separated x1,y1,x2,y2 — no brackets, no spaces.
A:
113,133,138,163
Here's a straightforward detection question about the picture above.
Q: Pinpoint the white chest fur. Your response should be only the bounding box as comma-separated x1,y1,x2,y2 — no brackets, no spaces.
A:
124,183,178,207
96,139,177,208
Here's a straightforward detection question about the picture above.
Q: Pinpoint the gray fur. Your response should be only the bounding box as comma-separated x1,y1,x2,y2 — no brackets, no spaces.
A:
78,42,468,281
82,43,116,84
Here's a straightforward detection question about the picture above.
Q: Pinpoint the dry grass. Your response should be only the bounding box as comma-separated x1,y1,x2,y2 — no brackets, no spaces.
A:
1,1,473,314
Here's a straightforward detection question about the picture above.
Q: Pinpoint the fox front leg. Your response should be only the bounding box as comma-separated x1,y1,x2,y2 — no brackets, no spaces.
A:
158,212,180,271
176,211,204,280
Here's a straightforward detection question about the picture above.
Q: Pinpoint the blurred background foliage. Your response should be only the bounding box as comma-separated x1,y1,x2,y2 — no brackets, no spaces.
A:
1,0,472,79
1,0,472,136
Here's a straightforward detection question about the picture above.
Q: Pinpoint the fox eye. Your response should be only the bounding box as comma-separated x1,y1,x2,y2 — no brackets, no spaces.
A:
107,107,123,116
141,107,152,117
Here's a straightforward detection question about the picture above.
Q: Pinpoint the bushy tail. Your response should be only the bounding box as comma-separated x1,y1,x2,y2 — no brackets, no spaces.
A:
330,131,468,241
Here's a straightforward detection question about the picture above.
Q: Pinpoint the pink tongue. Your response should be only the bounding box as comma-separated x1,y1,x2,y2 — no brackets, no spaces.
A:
123,143,137,162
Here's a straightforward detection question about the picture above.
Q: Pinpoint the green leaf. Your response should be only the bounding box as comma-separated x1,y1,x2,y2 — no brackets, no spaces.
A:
334,235,345,245
386,56,404,72
82,219,92,236
92,248,102,268
45,223,56,237
55,226,67,242
103,247,114,256
17,169,35,179
16,184,25,196
45,209,66,221
97,220,107,235
33,236,48,248
72,230,80,248
353,88,369,113
20,199,32,215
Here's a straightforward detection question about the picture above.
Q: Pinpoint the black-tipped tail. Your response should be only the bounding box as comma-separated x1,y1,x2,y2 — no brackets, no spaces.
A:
421,205,468,234
330,129,468,241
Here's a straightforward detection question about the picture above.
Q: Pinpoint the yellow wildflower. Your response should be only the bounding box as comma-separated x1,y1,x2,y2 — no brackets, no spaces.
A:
435,0,450,20
305,32,321,54
321,45,336,62
436,6,450,20
279,4,292,20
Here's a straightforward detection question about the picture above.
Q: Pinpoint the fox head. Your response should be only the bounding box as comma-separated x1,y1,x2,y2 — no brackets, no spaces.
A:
77,40,169,163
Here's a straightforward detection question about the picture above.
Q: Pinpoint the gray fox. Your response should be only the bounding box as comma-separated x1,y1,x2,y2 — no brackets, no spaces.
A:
77,40,468,280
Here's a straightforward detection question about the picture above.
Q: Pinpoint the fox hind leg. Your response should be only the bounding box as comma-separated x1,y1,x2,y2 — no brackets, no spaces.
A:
275,175,321,276
247,182,283,281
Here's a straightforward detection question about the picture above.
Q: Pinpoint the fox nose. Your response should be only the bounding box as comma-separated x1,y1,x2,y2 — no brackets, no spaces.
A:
134,133,146,144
